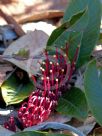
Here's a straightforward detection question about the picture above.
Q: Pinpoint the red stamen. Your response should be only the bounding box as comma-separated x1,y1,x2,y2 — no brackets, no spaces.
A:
47,77,50,92
42,69,47,93
31,75,36,84
56,79,58,95
45,50,49,75
50,62,54,85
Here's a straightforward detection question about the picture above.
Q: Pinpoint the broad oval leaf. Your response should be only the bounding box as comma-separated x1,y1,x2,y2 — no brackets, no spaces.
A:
1,69,34,105
57,87,88,120
47,9,88,48
63,0,101,67
84,60,102,126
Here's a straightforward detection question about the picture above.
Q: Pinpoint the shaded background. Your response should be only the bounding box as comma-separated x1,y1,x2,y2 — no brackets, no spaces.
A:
0,0,68,25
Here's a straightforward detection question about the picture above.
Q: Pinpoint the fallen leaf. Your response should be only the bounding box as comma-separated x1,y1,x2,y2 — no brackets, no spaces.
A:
3,30,49,75
78,116,96,135
0,64,13,86
0,73,6,86
12,48,30,60
0,126,15,136
46,113,71,123
93,127,102,136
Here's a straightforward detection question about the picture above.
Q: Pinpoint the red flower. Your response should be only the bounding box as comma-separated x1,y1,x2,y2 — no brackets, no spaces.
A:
18,90,57,128
4,45,79,131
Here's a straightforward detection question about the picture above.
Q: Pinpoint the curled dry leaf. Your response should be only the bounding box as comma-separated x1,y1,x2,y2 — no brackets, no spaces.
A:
3,30,49,75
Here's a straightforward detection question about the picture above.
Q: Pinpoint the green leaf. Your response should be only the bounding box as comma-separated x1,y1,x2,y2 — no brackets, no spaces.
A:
56,87,88,120
12,131,46,136
12,131,70,136
1,70,34,105
84,60,102,126
47,9,88,48
46,133,69,136
63,0,101,67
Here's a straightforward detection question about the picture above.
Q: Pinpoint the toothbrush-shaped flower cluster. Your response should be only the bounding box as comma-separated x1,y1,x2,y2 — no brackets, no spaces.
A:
4,45,79,131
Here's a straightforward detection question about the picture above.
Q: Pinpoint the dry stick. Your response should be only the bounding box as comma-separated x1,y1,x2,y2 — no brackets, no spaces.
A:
16,10,64,24
0,7,25,37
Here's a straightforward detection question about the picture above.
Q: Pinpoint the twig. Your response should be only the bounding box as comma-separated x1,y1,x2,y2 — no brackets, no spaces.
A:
0,6,25,37
16,10,64,24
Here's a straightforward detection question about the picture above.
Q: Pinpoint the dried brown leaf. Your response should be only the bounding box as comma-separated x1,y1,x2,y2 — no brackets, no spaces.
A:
78,116,96,135
93,127,102,136
3,30,49,75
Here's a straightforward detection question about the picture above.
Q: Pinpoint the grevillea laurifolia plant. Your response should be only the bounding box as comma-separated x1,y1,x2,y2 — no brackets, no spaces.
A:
3,0,102,134
4,44,79,131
